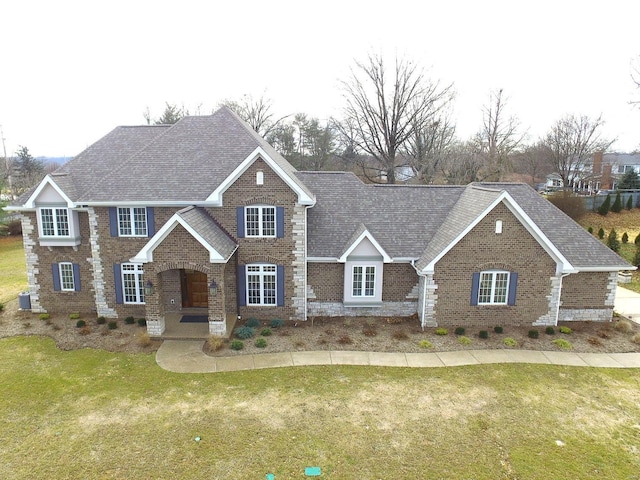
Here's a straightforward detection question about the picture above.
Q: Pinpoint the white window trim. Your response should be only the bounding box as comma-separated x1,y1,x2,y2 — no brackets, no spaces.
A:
478,270,510,305
39,207,70,237
245,206,276,238
59,262,75,291
118,207,148,237
352,265,376,297
344,260,383,306
246,263,277,306
121,263,145,304
37,206,80,246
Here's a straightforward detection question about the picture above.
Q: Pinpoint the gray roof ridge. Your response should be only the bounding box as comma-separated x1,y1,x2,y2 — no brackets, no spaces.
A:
373,183,461,189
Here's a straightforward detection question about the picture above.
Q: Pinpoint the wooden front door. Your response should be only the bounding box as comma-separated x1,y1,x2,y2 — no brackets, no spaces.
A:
181,270,208,308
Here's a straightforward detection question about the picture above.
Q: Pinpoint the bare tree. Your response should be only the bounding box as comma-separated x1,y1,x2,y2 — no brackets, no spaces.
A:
472,89,524,181
512,142,554,185
631,56,640,105
339,53,454,183
542,114,613,187
221,93,289,137
405,110,456,184
442,141,484,185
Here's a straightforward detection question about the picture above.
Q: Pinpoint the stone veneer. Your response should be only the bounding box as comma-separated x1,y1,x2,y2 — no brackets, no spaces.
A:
20,214,44,313
307,301,417,317
291,204,307,319
87,207,117,318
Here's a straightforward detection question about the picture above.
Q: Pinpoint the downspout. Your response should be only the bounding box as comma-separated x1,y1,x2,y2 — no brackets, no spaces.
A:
555,272,571,326
304,204,312,322
410,260,428,331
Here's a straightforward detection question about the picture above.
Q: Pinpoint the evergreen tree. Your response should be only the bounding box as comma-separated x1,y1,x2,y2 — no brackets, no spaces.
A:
597,194,611,215
626,195,633,210
635,245,640,267
635,233,640,245
607,228,620,252
617,169,640,190
598,227,605,239
622,232,629,243
611,192,622,213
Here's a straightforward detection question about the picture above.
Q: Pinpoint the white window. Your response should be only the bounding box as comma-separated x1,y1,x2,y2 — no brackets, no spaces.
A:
59,262,75,291
256,170,264,185
478,271,510,305
246,264,277,305
245,206,275,237
118,207,148,237
495,220,503,234
121,263,145,304
40,207,70,236
352,265,376,297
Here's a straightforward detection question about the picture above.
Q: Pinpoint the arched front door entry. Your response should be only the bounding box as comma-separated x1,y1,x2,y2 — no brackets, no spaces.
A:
180,269,208,308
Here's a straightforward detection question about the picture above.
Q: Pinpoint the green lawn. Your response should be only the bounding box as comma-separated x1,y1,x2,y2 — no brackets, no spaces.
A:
0,236,27,304
1,336,639,479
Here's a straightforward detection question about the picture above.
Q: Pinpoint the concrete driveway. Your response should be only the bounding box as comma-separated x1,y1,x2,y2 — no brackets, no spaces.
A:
615,285,640,324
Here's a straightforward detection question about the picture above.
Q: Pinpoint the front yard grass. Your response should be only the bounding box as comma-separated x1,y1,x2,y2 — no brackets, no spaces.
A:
0,236,27,304
1,335,639,479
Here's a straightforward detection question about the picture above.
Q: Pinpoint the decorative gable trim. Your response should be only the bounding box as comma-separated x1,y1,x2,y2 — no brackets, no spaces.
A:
421,191,574,275
205,146,315,206
24,175,74,208
338,228,391,263
130,212,236,264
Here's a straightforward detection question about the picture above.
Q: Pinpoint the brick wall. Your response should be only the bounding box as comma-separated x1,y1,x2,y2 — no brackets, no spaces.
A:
560,272,610,308
308,263,344,301
382,263,419,301
434,202,557,327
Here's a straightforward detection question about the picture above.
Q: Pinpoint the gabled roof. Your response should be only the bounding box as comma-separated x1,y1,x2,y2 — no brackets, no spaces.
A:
338,223,391,263
131,206,237,263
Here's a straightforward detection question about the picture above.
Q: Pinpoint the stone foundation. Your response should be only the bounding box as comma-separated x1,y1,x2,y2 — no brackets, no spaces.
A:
558,308,613,322
209,321,226,336
308,301,417,318
147,318,165,336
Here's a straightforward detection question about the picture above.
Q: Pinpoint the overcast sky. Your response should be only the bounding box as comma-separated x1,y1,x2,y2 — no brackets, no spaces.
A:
2,0,639,158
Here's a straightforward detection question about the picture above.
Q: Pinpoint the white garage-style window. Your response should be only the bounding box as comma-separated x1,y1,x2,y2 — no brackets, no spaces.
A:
478,271,510,305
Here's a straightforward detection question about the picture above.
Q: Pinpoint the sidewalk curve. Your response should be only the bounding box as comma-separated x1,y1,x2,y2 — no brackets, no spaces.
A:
156,340,640,373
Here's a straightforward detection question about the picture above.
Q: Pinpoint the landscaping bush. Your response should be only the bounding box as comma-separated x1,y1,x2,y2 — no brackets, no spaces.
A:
245,318,260,328
528,329,539,339
206,335,224,351
108,321,118,330
559,326,572,334
124,316,135,325
503,337,518,347
611,192,622,213
548,191,585,220
235,326,255,339
587,226,593,234
260,328,272,337
337,335,353,345
635,233,640,245
97,316,106,325
545,326,555,335
478,330,489,339
633,333,640,345
230,340,244,351
626,195,633,210
137,318,147,327
598,227,605,239
76,320,86,328
494,326,503,334
39,313,50,320
614,320,633,333
255,338,267,348
454,327,465,335
622,232,629,244
69,313,80,320
0,303,4,313
458,336,472,345
392,331,409,340
435,328,448,336
607,228,620,253
552,338,573,350
270,319,284,328
362,325,378,337
598,194,611,215
635,245,640,268
78,326,90,335
418,339,433,349
588,337,603,346
137,333,152,347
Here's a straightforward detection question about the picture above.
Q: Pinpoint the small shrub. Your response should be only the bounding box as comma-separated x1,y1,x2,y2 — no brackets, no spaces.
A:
294,340,306,349
97,316,106,325
22,322,31,329
528,329,539,339
598,227,605,239
107,321,118,330
255,338,267,348
458,336,472,345
635,233,640,245
598,194,611,215
552,338,573,350
607,228,620,253
78,326,90,335
632,333,640,345
503,337,518,347
588,337,602,346
230,340,244,351
124,316,135,325
0,303,3,313
52,324,62,331
478,330,489,339
270,319,284,329
39,313,50,320
494,326,504,334
362,325,377,337
69,313,80,320
137,318,147,327
386,317,403,324
392,331,409,341
235,326,255,339
622,232,629,244
44,318,53,325
559,326,572,334
598,330,611,339
626,195,633,210
337,335,353,345
260,328,272,337
76,320,86,328
418,339,433,349
545,326,555,335
324,328,334,335
435,328,448,336
454,327,466,335
137,333,152,347
611,192,622,213
587,226,593,234
245,318,260,328
614,320,633,333
206,335,224,351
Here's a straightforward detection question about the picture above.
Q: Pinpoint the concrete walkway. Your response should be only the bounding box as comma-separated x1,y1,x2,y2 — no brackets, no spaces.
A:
156,340,640,373
615,285,640,324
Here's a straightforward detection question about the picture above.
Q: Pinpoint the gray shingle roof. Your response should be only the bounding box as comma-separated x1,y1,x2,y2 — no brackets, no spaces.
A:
176,207,237,261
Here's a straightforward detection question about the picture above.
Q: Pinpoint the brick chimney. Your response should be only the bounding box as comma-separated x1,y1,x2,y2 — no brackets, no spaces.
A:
593,151,603,175
602,164,612,189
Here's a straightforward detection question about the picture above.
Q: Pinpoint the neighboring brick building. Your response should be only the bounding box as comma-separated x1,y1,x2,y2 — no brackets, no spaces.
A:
7,107,634,337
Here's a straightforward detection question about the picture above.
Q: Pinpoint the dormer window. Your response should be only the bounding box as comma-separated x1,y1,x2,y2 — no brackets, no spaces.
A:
37,207,81,246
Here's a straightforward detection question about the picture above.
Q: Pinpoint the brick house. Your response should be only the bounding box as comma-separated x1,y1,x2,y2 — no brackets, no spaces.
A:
7,107,634,337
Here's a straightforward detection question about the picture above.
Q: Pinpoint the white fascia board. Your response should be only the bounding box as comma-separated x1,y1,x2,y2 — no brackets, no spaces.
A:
307,257,339,262
205,146,315,206
338,229,392,263
130,213,228,264
575,265,637,272
422,191,574,274
3,205,35,212
82,201,206,207
24,176,75,208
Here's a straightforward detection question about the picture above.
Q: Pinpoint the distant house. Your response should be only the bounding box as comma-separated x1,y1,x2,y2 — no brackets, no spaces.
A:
5,108,634,339
554,152,640,193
